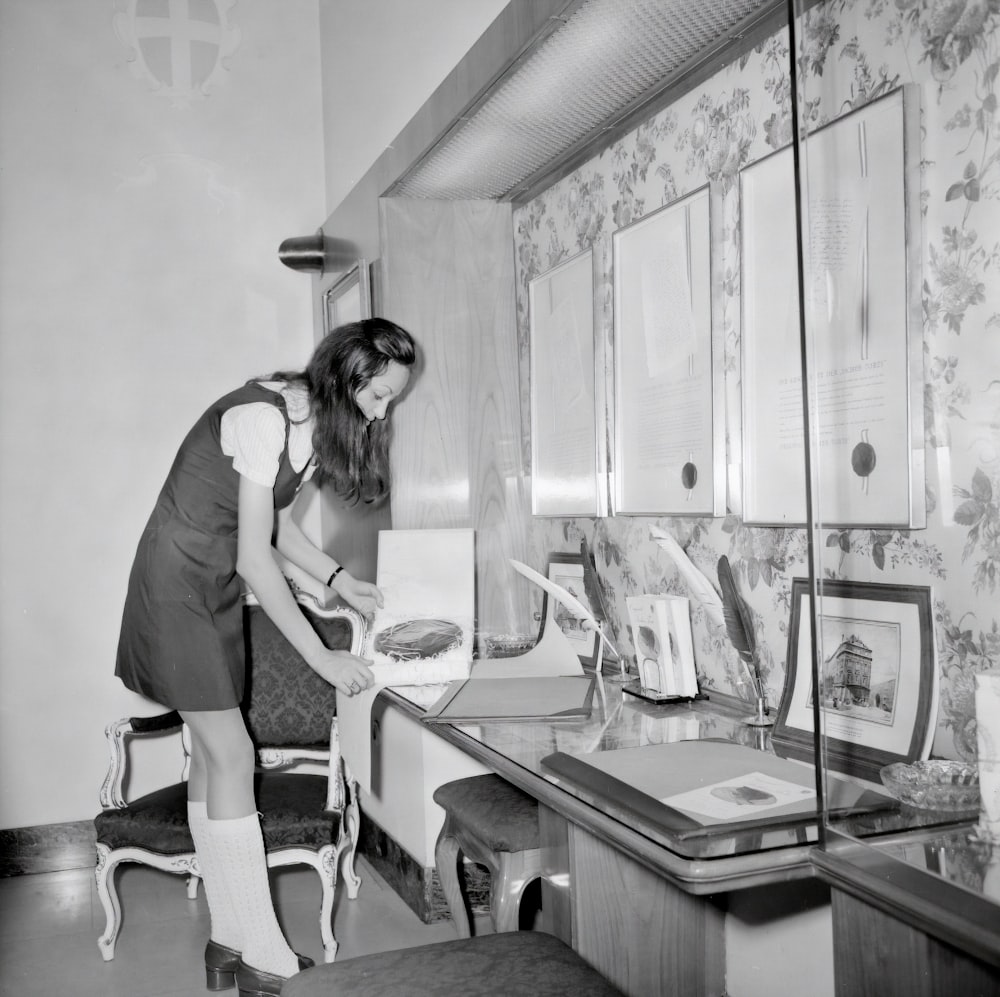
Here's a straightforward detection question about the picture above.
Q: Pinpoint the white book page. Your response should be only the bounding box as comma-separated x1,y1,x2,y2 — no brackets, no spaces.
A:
365,528,475,684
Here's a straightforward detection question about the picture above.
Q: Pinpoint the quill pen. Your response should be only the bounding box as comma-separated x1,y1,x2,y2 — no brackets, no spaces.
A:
578,540,609,622
509,559,618,658
649,526,725,628
578,540,619,661
717,555,763,699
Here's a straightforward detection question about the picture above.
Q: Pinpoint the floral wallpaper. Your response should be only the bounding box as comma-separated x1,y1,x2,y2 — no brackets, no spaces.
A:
511,0,1000,762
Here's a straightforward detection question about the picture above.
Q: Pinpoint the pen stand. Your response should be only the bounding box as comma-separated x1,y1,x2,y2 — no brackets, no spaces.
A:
744,695,774,727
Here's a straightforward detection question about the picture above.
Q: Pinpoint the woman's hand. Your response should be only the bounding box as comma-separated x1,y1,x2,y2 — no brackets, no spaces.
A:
307,647,376,697
331,570,384,620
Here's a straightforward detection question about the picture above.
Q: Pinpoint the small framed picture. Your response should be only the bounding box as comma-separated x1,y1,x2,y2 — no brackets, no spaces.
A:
539,552,601,669
324,260,371,333
772,578,936,782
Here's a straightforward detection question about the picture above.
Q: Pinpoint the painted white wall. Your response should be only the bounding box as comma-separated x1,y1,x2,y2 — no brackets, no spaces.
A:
725,880,834,997
0,0,326,828
319,0,509,212
0,0,511,832
357,707,488,868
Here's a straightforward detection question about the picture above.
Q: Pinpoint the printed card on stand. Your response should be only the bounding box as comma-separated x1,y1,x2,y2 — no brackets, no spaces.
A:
626,594,698,698
661,595,698,698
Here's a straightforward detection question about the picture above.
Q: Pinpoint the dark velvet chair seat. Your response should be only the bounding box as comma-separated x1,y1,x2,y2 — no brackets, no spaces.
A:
95,771,341,854
281,931,624,997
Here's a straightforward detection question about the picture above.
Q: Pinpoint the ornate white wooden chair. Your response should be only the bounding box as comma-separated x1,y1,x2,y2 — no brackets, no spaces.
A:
94,591,363,963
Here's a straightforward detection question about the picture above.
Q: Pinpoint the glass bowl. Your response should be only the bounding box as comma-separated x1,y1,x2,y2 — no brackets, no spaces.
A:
481,633,537,659
879,760,981,812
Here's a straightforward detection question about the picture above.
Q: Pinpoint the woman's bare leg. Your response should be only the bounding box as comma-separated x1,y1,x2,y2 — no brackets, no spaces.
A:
183,708,256,817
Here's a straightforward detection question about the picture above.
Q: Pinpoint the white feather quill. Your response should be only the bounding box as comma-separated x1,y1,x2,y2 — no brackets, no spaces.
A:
509,559,618,658
648,526,725,628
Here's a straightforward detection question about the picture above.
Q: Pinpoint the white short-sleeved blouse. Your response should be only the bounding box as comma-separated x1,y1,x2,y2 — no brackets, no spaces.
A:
220,382,315,487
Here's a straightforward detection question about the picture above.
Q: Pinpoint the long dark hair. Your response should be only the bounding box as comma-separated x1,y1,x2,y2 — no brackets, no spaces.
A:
271,318,416,504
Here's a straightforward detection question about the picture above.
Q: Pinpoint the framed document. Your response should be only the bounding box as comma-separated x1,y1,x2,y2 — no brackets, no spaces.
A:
772,578,936,782
740,86,924,526
324,259,372,333
612,185,724,516
528,249,605,516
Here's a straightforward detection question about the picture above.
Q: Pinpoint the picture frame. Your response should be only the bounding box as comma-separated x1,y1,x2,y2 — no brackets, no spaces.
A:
528,249,606,516
772,578,936,782
739,85,924,527
611,183,725,516
538,552,601,669
324,259,372,333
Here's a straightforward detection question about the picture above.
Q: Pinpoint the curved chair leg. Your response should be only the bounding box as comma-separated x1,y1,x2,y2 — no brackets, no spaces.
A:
95,843,122,962
95,846,199,961
339,785,362,900
317,845,340,964
266,847,343,964
492,848,542,933
435,822,471,938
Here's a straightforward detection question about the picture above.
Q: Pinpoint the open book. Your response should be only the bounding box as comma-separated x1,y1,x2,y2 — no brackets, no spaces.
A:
363,528,475,686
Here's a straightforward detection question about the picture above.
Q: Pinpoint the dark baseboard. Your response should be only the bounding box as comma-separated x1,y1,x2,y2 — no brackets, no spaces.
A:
357,809,490,924
0,820,96,878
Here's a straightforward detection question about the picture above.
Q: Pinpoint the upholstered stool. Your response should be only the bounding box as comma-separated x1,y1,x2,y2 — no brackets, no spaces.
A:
433,773,541,936
282,931,624,997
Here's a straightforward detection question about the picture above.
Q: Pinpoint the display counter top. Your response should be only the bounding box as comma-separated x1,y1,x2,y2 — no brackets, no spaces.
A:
379,675,892,893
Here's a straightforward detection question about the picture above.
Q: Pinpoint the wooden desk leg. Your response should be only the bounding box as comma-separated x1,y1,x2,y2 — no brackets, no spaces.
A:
540,804,725,997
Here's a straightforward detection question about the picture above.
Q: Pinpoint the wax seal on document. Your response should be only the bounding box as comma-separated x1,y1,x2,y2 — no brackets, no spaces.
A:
681,452,698,499
851,429,876,494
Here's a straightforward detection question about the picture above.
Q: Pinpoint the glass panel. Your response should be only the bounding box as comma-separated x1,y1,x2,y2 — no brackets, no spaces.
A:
791,0,1000,946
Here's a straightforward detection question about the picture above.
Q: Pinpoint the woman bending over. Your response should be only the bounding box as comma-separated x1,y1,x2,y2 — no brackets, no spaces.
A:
115,318,415,996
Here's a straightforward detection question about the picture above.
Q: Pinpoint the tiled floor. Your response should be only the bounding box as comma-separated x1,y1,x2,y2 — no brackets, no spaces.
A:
0,858,486,997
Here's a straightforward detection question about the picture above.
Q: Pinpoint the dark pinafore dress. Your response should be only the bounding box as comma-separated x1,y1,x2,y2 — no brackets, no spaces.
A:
115,382,310,711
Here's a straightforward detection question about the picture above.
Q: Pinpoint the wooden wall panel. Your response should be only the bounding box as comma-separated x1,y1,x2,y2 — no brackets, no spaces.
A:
317,485,391,585
379,197,531,635
831,891,1000,996
569,825,726,996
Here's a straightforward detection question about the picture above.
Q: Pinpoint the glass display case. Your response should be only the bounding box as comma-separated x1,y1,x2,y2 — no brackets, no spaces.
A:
788,0,1000,987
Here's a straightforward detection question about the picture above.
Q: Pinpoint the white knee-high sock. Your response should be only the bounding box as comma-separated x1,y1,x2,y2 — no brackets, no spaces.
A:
206,813,299,978
187,801,242,951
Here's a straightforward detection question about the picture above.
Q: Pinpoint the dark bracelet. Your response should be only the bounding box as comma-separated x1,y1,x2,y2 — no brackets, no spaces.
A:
326,566,344,588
